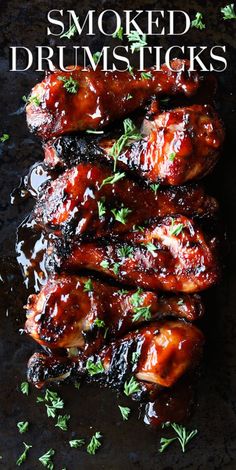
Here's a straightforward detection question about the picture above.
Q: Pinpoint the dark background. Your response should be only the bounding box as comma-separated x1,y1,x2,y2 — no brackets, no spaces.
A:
0,0,236,468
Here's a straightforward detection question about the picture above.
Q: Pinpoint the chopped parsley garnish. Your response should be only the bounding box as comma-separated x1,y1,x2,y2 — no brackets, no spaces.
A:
100,260,109,269
117,245,134,259
118,406,131,420
39,448,55,468
69,439,85,448
128,65,134,77
16,442,32,466
132,305,152,322
191,12,206,29
46,403,62,419
126,93,133,100
169,218,184,236
55,414,70,431
60,18,79,39
159,436,177,453
97,198,106,218
112,262,120,275
0,133,10,142
23,94,41,106
124,376,141,396
83,278,93,292
87,432,102,455
111,207,132,224
159,422,198,453
100,172,125,189
127,31,147,52
112,26,123,40
130,288,143,307
109,118,142,170
141,71,152,80
86,358,104,376
131,351,141,364
93,318,106,328
221,3,236,19
142,241,157,255
169,152,176,162
17,421,29,434
118,289,129,295
58,75,79,94
150,183,160,194
37,389,64,419
92,51,102,64
130,288,151,322
20,382,29,396
74,381,80,390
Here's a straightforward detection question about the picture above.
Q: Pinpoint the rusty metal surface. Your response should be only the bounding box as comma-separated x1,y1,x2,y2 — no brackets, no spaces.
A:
0,0,236,468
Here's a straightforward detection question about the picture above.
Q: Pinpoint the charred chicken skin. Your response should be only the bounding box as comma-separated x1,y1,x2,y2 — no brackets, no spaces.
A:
44,104,224,186
26,59,201,139
54,215,219,293
34,162,218,238
25,274,204,351
27,320,204,393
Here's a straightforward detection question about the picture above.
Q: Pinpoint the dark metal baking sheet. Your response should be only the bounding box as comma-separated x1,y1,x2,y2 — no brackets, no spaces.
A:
0,0,236,468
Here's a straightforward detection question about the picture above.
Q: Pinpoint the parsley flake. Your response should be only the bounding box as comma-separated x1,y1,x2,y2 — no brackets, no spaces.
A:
221,3,236,19
86,358,104,376
100,260,109,269
118,405,131,420
109,118,142,170
97,198,106,218
60,18,79,39
169,218,184,236
92,51,102,64
150,183,160,194
127,31,147,52
17,421,29,434
169,152,176,162
100,172,125,189
112,26,123,40
131,351,141,364
159,436,177,453
55,414,70,431
69,439,85,448
124,376,141,396
16,442,32,466
93,318,106,328
132,305,152,322
87,431,102,455
39,448,55,468
142,241,157,255
117,245,134,259
20,382,29,396
83,279,93,292
111,207,132,224
160,422,198,453
37,389,64,419
58,75,79,94
112,262,120,275
118,289,129,295
0,134,10,143
128,65,135,77
191,12,206,29
141,71,152,80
